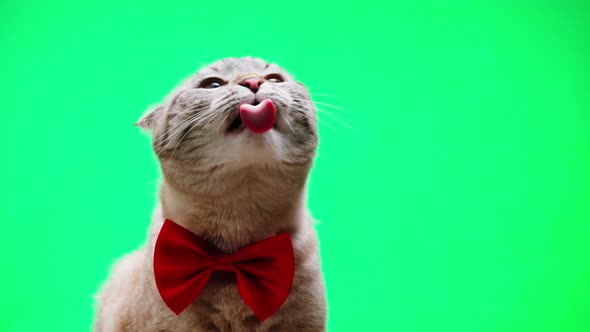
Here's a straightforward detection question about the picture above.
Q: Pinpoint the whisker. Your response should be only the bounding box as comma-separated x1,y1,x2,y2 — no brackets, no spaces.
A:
160,110,217,154
308,93,343,99
152,103,208,144
204,103,233,130
169,111,217,158
315,108,352,124
316,108,353,129
296,99,348,121
290,106,335,131
293,102,354,131
292,97,350,114
168,104,233,157
310,100,350,113
153,111,210,149
291,98,353,130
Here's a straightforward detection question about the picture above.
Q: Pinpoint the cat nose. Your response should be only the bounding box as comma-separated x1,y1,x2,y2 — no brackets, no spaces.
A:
241,77,264,93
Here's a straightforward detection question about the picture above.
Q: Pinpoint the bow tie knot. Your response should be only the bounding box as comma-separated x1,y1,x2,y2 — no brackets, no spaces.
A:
213,253,235,272
153,219,295,321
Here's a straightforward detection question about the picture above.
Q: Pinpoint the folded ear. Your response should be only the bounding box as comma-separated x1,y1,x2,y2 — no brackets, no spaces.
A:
135,105,163,129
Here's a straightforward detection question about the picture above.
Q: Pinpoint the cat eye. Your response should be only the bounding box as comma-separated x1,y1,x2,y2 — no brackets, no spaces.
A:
265,74,284,83
200,77,226,89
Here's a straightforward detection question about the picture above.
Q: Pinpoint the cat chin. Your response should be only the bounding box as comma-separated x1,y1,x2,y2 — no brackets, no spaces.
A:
212,129,286,166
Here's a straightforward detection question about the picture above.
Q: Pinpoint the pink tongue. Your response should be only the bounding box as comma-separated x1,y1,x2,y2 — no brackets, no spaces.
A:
239,99,276,134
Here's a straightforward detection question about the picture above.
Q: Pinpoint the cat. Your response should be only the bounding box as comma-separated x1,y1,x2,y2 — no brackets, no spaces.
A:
94,57,327,332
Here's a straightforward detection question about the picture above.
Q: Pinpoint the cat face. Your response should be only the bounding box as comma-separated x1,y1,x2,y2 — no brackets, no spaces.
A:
137,57,318,169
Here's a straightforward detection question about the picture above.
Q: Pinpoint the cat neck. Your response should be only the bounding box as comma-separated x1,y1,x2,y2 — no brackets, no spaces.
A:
157,166,308,253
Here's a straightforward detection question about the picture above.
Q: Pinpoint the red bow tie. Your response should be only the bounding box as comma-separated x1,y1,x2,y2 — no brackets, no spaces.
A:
153,219,295,321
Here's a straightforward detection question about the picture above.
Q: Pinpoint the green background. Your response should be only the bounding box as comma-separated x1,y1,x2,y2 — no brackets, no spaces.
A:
1,0,589,331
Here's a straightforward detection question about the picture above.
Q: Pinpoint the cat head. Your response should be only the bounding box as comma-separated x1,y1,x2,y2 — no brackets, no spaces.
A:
137,57,318,190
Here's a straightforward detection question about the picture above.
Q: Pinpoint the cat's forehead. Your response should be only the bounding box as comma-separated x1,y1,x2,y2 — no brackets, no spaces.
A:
195,57,291,80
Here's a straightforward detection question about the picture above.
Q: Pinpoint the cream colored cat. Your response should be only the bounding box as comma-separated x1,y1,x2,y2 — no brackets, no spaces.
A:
94,57,327,331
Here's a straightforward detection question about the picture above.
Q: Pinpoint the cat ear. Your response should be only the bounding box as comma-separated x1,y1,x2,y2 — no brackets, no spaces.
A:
135,105,163,129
